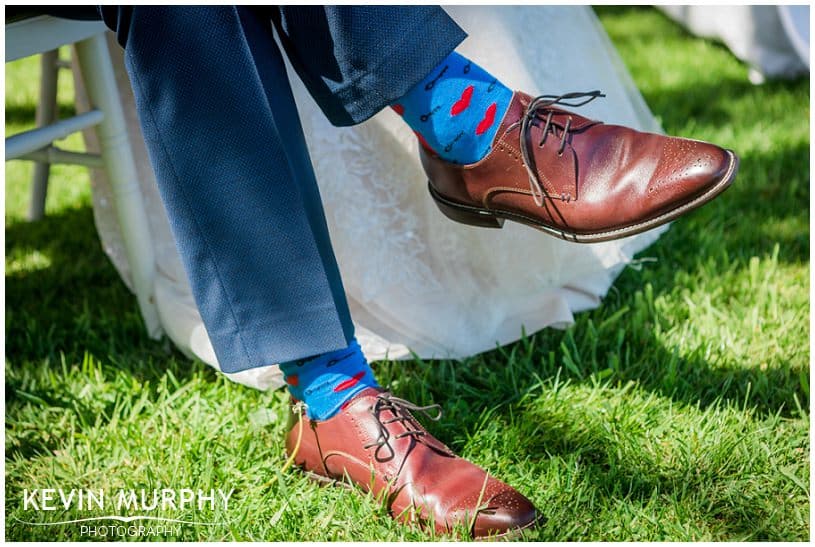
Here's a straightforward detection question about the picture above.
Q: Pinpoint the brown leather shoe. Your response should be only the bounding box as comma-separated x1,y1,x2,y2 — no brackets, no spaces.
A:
421,90,739,243
285,388,539,539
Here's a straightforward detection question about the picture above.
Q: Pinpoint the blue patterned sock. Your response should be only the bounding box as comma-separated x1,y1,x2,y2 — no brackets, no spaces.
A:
391,51,512,164
279,338,380,421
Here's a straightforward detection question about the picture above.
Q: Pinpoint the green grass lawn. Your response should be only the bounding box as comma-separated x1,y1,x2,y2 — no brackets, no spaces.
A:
5,7,810,541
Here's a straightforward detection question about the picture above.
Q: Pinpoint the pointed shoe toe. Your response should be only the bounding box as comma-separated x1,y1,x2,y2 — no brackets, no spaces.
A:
471,488,540,540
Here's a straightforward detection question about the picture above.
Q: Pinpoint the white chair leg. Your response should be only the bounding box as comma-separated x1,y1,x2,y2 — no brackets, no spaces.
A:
74,33,162,339
29,49,59,221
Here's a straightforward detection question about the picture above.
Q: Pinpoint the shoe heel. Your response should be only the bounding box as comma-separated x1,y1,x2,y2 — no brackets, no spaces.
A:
429,182,504,229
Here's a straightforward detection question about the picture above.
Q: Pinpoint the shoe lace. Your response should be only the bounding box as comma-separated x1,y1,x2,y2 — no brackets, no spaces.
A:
519,90,605,206
363,393,443,461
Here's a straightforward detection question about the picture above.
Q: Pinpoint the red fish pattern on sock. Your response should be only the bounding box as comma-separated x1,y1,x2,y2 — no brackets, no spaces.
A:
390,51,512,164
279,338,379,420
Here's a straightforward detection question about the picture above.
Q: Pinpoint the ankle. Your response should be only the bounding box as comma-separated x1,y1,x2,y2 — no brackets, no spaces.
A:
279,339,379,420
391,51,512,164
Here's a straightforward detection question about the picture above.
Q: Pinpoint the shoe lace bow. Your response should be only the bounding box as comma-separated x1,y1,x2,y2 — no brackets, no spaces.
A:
363,393,443,461
519,90,605,206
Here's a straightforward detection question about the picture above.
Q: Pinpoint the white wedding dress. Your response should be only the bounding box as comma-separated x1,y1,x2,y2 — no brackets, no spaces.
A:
81,6,666,391
659,5,809,83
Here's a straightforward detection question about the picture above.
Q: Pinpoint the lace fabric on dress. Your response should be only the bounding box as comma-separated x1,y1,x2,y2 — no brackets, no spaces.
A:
78,6,666,392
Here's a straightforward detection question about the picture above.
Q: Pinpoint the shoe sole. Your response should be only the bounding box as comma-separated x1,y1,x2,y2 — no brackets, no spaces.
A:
429,149,739,243
294,464,542,541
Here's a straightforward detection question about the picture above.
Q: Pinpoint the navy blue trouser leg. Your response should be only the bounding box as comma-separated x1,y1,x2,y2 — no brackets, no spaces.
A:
97,6,465,372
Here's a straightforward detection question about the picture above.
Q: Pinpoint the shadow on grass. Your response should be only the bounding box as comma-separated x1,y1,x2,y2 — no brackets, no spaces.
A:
5,0,806,418
640,75,809,135
386,271,806,540
4,7,807,542
6,207,165,368
5,206,215,455
5,103,78,127
4,7,809,534
593,5,800,81
5,110,808,437
4,140,807,542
